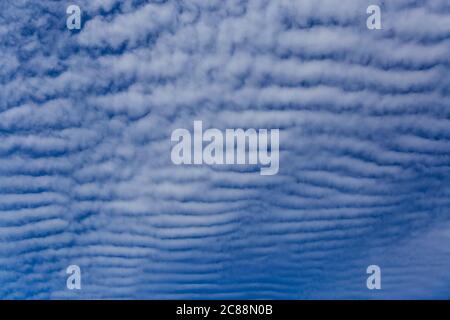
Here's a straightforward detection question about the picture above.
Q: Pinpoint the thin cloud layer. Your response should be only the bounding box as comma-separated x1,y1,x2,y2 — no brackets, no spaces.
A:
0,0,449,299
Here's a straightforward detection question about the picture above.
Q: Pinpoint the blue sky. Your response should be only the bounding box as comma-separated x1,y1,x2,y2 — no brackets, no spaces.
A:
0,0,450,299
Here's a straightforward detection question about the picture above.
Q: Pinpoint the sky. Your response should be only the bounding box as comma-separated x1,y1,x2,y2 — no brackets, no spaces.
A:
0,0,450,299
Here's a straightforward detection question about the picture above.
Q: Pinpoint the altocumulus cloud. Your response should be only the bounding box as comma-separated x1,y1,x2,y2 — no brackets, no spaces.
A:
0,0,450,299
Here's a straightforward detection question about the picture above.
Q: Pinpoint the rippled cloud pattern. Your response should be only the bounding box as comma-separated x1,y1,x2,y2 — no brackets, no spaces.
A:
1,0,450,299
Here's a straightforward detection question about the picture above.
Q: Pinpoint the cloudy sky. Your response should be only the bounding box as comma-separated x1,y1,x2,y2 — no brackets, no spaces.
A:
0,0,450,299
